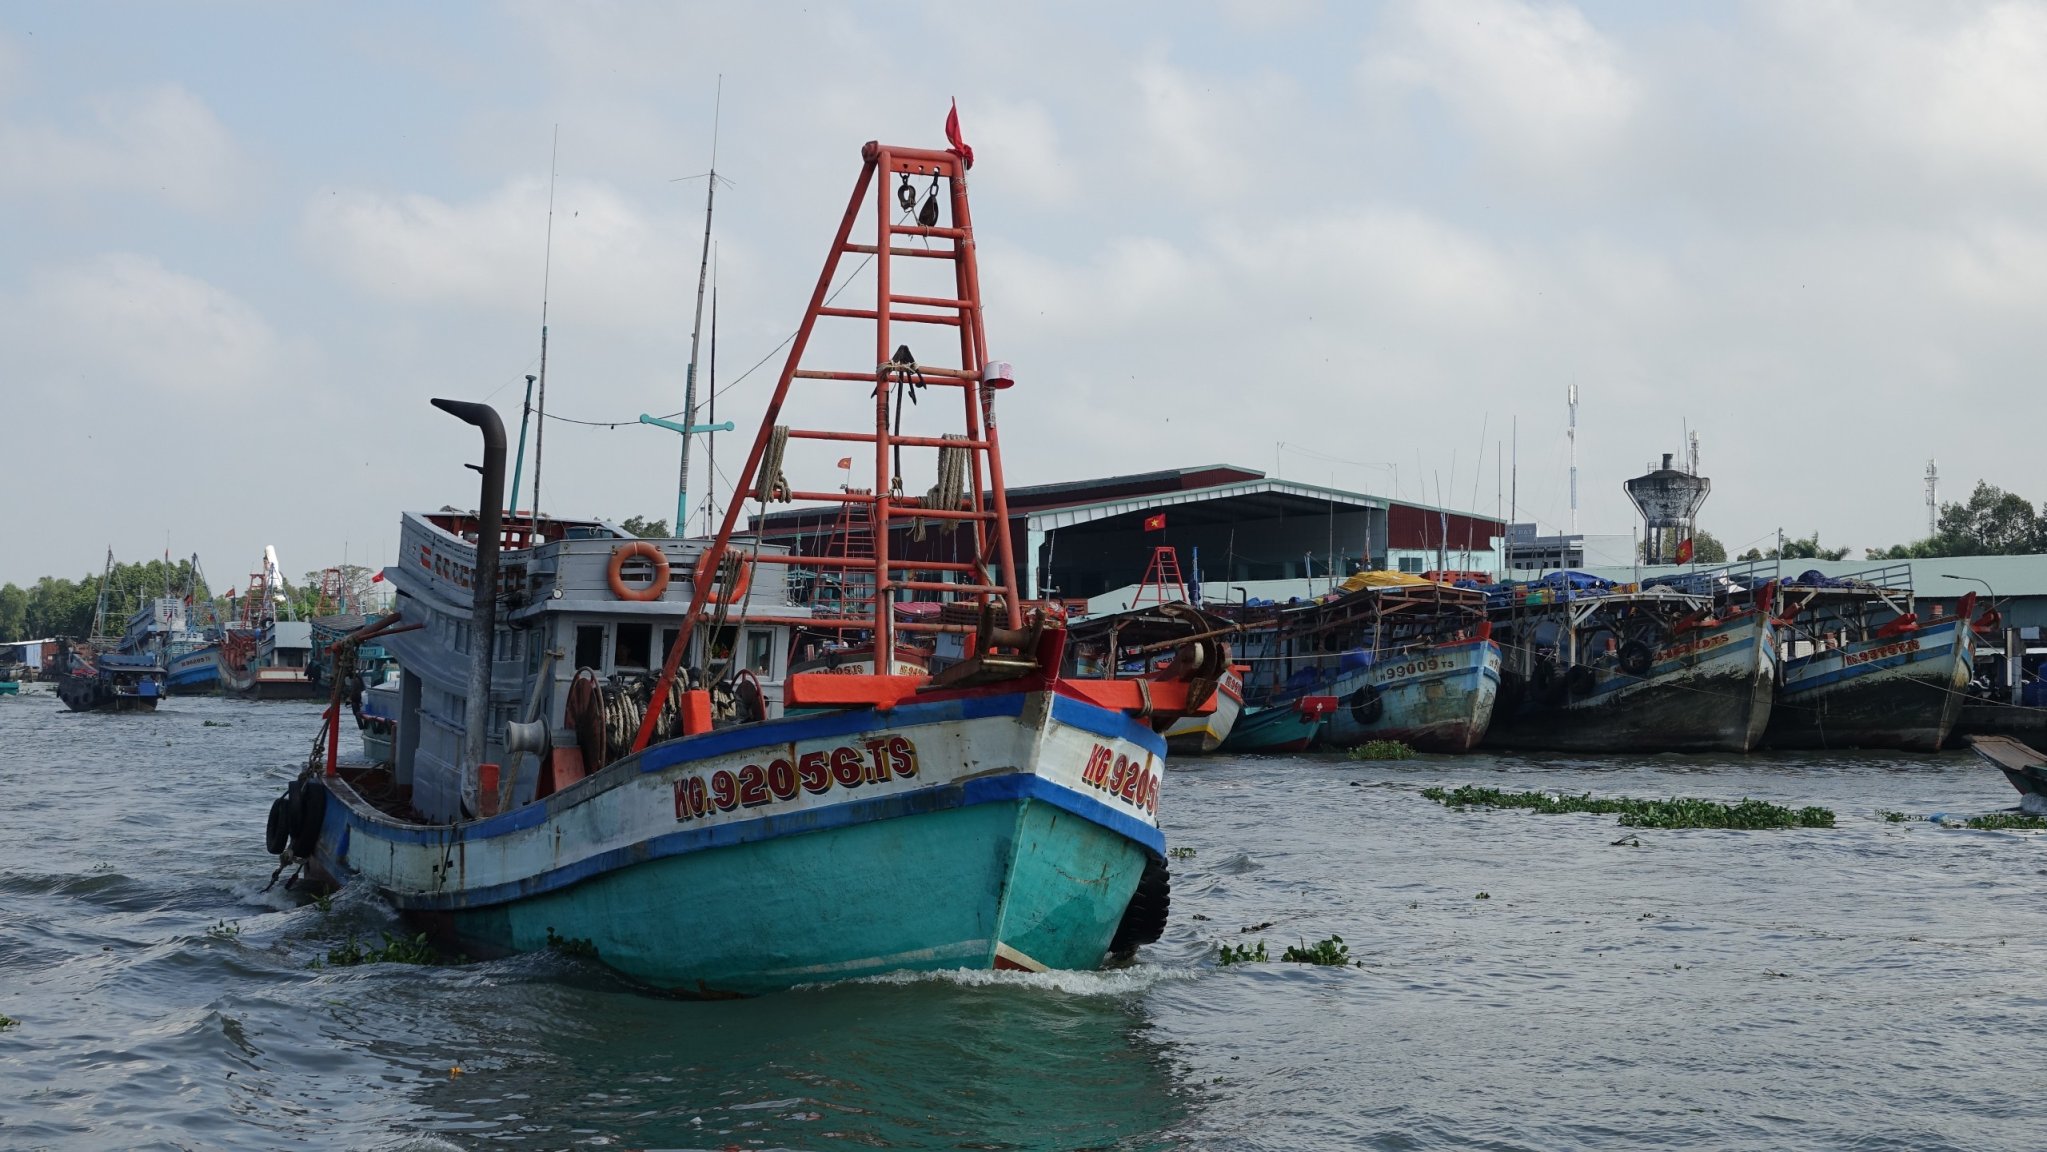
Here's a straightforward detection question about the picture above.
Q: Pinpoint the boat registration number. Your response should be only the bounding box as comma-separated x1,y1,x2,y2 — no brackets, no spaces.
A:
672,736,921,822
1080,743,1160,818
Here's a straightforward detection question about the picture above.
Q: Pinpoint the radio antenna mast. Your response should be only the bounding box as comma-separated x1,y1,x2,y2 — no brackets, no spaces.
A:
1567,384,1580,534
1925,459,1939,537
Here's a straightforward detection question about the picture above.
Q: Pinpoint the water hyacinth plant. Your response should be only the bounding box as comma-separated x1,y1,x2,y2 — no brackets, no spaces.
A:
1961,812,2047,831
1420,785,1834,829
1347,740,1417,761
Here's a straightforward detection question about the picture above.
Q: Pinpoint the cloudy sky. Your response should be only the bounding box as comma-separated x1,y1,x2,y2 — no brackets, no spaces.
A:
3,1,2042,586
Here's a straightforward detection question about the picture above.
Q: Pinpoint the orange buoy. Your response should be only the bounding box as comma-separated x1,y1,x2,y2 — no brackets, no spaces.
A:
692,550,752,605
606,540,671,601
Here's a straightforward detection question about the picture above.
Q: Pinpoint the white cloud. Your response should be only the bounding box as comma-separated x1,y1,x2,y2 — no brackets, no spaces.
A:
303,177,693,330
0,84,249,211
7,254,286,395
1361,0,1638,179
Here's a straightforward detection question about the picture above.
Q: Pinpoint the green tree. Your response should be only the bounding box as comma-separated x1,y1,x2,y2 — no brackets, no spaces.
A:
618,516,670,538
1638,529,1727,564
1775,532,1851,561
1865,481,2046,559
0,584,27,643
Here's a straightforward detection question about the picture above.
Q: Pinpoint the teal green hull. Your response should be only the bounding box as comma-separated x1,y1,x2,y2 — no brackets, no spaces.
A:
1218,704,1324,752
446,798,1148,996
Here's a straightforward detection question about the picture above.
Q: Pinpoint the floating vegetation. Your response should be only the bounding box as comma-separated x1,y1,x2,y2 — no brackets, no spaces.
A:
545,927,599,958
314,892,333,916
309,931,438,969
1240,920,1275,933
1877,809,1911,823
1348,740,1417,761
1217,940,1267,965
1474,892,1491,900
1962,812,2047,831
1421,785,1835,830
1281,935,1360,967
0,1014,16,1030
1167,846,1196,859
202,720,231,728
204,919,241,941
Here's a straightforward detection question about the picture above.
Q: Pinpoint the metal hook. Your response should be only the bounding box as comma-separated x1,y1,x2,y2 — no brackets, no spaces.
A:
897,174,918,212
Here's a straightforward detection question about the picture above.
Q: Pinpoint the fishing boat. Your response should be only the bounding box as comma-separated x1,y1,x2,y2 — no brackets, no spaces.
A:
0,680,19,696
1483,568,1777,753
1761,566,1977,752
263,133,1214,994
1265,574,1500,752
47,638,164,712
1966,735,2047,815
1219,698,1333,752
217,549,322,700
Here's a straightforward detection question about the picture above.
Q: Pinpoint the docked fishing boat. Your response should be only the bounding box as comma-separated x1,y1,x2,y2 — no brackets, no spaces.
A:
119,591,222,695
47,638,164,712
1064,600,1238,754
262,133,1215,994
217,549,322,700
1216,574,1499,753
1967,735,2047,815
1762,566,1977,751
1483,569,1777,753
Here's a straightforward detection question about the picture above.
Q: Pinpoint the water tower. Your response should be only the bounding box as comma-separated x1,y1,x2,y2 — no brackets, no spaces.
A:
1624,453,1711,565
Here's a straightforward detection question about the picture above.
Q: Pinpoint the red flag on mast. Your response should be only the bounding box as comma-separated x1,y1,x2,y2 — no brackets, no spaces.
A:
1143,513,1167,532
1675,538,1694,564
945,100,973,170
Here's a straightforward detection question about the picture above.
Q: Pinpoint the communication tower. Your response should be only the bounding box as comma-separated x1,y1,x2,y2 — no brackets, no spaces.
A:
1925,459,1939,538
1567,384,1579,534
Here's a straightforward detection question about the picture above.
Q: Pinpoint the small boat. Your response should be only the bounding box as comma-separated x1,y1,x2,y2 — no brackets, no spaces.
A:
1483,568,1776,753
1220,697,1333,752
47,638,164,712
0,681,18,696
1063,600,1238,755
1762,566,1978,752
1966,735,2047,815
263,133,1215,994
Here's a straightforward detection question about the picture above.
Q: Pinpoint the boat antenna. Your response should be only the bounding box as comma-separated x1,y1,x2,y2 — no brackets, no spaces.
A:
526,124,559,529
674,76,727,535
92,546,113,638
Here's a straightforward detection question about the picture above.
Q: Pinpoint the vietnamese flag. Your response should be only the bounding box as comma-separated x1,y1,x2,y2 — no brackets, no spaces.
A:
1143,513,1167,532
836,457,853,469
371,570,386,583
1675,538,1694,564
945,100,973,169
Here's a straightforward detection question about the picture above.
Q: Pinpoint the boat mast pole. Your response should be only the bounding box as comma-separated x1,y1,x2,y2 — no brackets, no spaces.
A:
531,125,559,528
675,77,723,535
705,261,718,537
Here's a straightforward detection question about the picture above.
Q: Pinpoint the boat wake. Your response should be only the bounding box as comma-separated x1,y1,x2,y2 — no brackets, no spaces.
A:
822,962,1203,997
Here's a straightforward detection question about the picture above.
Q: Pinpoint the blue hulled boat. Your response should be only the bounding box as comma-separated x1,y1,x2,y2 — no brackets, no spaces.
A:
263,135,1216,993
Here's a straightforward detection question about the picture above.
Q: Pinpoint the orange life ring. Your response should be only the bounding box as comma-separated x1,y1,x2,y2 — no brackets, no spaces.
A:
692,550,753,605
606,541,671,601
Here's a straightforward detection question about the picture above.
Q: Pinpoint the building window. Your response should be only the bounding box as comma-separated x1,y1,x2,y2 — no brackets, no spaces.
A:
1398,556,1425,573
575,625,605,671
615,622,652,670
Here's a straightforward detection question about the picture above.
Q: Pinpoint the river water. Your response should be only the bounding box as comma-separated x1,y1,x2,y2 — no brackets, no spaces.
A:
3,686,2044,1151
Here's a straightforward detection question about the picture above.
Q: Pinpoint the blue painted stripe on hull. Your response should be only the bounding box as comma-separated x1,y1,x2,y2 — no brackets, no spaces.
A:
329,769,1163,913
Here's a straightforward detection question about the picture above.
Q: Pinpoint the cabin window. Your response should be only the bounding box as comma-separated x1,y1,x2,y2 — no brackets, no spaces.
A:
661,627,683,665
703,626,737,664
615,622,652,670
746,630,775,675
575,625,605,671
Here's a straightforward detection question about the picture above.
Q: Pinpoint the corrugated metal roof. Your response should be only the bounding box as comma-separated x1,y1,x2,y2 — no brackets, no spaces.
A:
1575,554,2047,599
